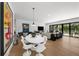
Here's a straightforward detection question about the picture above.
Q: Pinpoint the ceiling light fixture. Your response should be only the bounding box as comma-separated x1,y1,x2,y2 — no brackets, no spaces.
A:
32,8,36,26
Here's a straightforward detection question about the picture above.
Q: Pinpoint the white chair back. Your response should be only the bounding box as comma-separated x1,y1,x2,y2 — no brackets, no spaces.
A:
43,36,47,44
21,36,26,48
21,36,33,49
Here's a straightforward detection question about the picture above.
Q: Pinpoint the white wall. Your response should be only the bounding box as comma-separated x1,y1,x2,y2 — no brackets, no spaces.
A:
16,19,33,33
16,19,45,34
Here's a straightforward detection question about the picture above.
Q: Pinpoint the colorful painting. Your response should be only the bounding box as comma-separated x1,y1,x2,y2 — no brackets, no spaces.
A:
4,2,13,52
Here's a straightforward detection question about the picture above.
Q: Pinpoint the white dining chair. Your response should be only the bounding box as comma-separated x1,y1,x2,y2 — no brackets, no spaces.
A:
43,36,47,45
35,36,47,56
35,44,46,56
21,36,33,56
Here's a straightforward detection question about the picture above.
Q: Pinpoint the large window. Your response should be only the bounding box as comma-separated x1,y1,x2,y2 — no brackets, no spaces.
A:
63,24,69,36
49,24,62,33
49,25,54,32
49,22,79,38
53,25,58,31
58,25,62,32
71,23,79,37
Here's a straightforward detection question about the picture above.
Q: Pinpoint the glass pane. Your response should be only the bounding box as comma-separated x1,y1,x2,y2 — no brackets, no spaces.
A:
54,25,58,31
49,24,62,33
49,25,54,32
63,24,69,36
58,25,62,32
71,23,79,37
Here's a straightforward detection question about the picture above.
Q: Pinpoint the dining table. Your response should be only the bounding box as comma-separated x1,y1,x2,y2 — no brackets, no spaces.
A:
24,34,47,56
25,34,45,44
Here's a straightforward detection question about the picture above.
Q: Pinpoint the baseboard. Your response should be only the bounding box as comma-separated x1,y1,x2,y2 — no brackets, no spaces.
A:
4,42,13,56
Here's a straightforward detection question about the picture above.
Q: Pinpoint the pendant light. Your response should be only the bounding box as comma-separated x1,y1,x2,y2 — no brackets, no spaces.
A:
32,8,36,26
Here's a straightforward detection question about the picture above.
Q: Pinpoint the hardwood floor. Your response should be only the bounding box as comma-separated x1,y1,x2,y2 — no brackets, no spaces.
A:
9,36,79,56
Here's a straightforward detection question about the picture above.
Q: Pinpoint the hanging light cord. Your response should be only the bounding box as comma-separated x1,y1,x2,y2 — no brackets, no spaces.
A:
33,8,35,24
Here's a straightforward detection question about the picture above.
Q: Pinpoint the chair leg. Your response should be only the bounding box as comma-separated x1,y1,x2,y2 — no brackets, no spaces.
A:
23,49,31,56
36,52,44,56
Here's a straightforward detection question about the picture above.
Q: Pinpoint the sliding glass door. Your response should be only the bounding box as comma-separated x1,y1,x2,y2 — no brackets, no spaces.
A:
53,25,58,32
71,23,79,37
63,24,69,36
49,25,54,32
49,24,63,33
49,22,79,38
58,25,62,32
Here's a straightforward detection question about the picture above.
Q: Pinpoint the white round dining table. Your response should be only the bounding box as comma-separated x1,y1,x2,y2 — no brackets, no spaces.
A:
25,34,45,44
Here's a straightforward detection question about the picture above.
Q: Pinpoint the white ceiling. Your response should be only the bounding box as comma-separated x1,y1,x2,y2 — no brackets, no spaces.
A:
12,2,79,24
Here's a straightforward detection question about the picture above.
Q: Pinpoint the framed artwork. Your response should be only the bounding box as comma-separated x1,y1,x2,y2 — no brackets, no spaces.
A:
22,24,29,33
0,2,13,56
3,2,13,53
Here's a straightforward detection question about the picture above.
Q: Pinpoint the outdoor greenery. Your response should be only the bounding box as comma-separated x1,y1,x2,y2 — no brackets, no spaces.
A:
49,23,79,36
71,23,79,34
58,25,62,32
63,24,69,34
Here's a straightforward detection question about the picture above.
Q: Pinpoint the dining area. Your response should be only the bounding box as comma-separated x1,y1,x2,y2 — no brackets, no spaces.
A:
20,32,47,56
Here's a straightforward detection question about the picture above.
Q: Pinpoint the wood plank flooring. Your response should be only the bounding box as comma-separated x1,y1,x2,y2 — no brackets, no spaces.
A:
9,36,79,56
